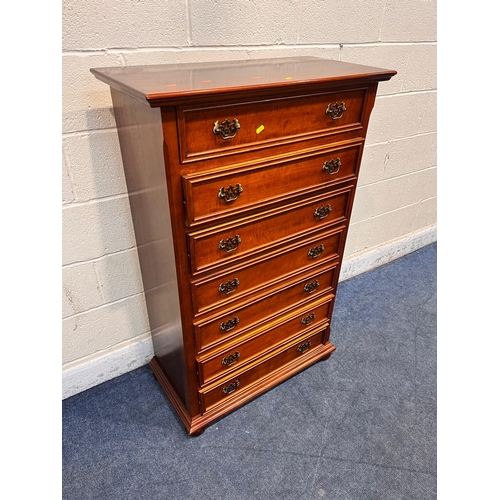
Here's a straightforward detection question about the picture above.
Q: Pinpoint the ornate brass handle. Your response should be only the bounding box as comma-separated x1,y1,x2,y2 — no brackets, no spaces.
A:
221,351,240,366
308,244,325,259
322,158,342,175
326,102,346,120
314,204,332,220
218,235,242,253
213,118,241,139
297,340,312,354
222,380,240,395
304,280,320,294
220,316,240,333
218,278,240,295
218,183,243,203
301,313,316,326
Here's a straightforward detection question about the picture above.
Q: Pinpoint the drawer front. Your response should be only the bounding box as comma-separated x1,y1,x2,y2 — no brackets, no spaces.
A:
182,142,362,225
194,268,335,352
192,242,341,316
197,297,332,386
200,327,327,413
178,88,367,162
188,185,353,274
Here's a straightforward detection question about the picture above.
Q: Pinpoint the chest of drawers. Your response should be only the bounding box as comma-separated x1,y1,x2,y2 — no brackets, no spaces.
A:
91,57,396,435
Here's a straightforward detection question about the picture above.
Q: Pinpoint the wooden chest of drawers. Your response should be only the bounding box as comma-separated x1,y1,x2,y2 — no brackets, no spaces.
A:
91,57,396,435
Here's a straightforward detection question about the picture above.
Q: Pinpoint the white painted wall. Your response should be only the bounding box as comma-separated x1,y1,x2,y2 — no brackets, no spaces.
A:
62,0,437,398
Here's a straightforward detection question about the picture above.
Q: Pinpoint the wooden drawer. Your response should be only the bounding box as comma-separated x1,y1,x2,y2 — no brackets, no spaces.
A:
193,261,338,313
188,185,353,274
195,266,338,352
191,239,341,316
194,266,335,352
200,326,327,413
177,88,367,162
182,142,363,226
197,296,332,386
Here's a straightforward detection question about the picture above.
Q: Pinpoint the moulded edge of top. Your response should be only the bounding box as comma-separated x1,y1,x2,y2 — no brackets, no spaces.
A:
90,57,397,108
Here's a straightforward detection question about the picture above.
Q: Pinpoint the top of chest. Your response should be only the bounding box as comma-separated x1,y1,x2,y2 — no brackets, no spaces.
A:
90,57,396,107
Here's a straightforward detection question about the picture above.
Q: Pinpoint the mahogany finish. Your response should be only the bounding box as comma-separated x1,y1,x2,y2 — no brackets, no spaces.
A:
193,272,334,352
187,184,353,274
191,253,340,316
182,142,362,226
177,88,366,161
91,57,395,435
197,297,332,386
200,326,328,413
91,57,396,106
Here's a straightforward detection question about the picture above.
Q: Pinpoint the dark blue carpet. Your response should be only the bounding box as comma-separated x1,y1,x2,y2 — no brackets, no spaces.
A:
63,243,437,500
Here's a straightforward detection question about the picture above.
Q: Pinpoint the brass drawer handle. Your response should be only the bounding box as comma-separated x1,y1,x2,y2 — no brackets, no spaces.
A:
297,340,312,354
301,313,316,326
213,118,241,139
220,316,240,333
218,183,243,203
222,380,240,395
326,102,346,120
314,204,332,220
221,351,240,366
307,244,325,259
218,278,240,295
322,158,342,175
218,235,242,253
303,280,320,294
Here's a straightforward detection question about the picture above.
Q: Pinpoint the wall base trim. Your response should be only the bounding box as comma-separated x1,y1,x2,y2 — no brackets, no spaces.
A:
62,225,436,400
339,225,437,282
62,336,153,399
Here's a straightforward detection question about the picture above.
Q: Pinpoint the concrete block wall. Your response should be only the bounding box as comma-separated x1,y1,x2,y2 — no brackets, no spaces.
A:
62,0,437,398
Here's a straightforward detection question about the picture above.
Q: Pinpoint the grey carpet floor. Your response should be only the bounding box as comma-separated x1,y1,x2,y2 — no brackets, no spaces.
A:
62,242,437,500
